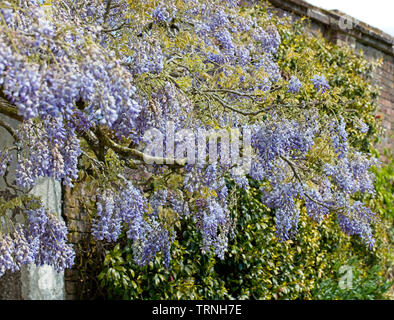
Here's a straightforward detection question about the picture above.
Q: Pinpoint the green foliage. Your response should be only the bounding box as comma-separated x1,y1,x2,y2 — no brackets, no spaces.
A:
0,193,45,233
312,150,393,299
312,259,392,300
98,225,228,300
276,13,382,153
369,151,394,221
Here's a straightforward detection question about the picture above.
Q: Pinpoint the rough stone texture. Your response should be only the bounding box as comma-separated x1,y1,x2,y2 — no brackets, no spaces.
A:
0,114,22,299
62,185,93,300
268,0,394,155
0,114,18,188
21,264,65,300
0,270,22,299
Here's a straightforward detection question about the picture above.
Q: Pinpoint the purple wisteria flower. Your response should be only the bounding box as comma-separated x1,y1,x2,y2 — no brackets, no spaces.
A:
0,0,381,272
356,118,369,133
329,116,348,159
288,76,302,93
337,201,376,249
311,74,330,92
0,202,74,275
152,7,170,23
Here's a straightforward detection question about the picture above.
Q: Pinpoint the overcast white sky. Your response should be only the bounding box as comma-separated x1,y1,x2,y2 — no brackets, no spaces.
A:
304,0,394,36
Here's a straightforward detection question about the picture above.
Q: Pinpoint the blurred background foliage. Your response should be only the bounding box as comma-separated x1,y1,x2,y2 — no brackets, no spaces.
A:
73,3,393,300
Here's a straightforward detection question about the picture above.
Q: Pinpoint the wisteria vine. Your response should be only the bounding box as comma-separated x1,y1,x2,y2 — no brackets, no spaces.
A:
0,0,380,275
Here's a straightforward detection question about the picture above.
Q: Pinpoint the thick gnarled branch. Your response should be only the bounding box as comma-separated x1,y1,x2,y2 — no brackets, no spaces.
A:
0,93,23,122
94,127,187,167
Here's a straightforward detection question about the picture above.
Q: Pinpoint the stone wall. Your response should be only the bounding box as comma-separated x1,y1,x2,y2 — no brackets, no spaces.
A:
62,186,91,300
267,0,394,153
0,114,22,299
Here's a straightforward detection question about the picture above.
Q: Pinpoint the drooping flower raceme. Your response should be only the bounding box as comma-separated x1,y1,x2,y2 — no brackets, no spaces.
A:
311,74,330,92
0,202,74,276
15,119,81,188
288,76,302,93
337,201,376,249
